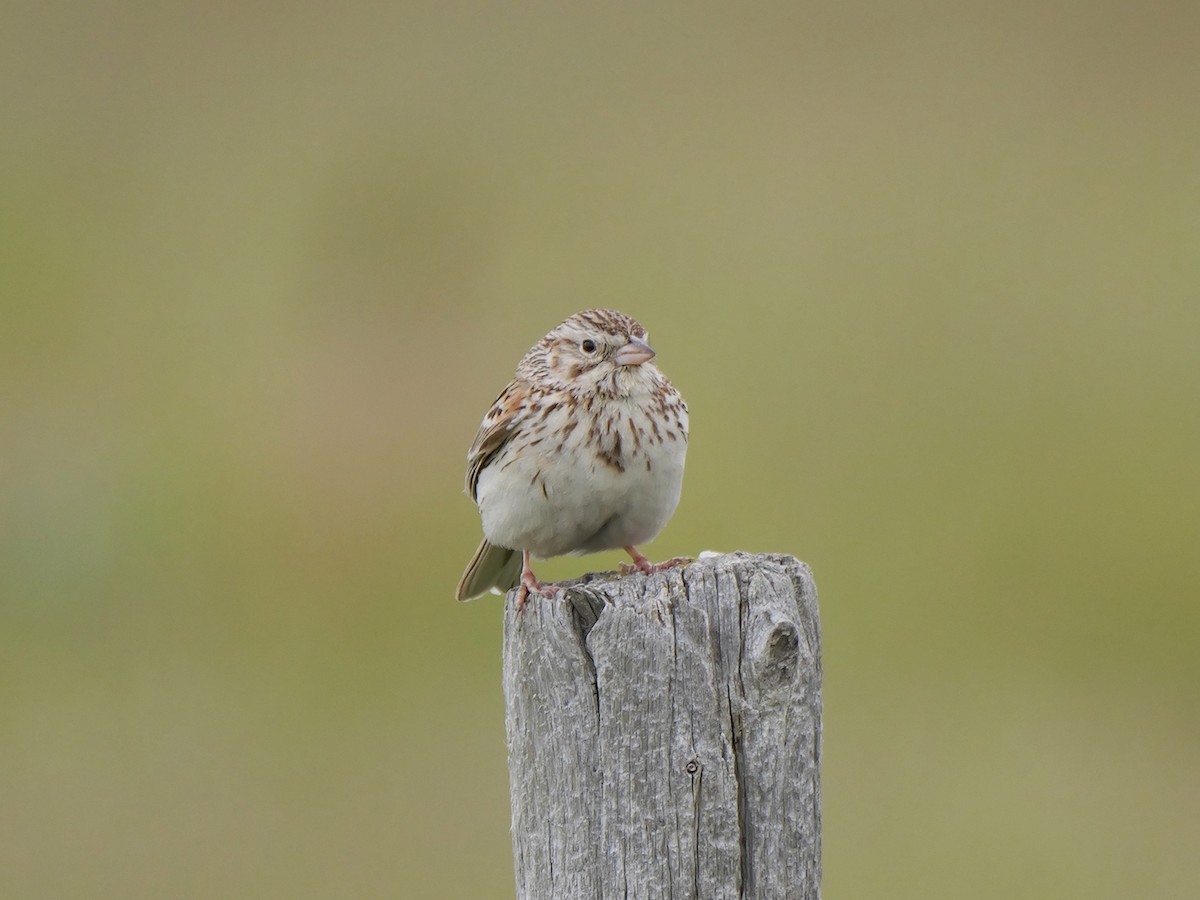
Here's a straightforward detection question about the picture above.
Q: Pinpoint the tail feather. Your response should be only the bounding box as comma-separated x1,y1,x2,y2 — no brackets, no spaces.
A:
456,539,522,602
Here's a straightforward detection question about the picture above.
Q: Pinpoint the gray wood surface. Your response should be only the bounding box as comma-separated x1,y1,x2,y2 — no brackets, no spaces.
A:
503,552,822,900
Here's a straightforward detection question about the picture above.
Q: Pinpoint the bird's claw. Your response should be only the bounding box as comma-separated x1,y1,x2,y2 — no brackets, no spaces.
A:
515,574,561,612
618,555,691,576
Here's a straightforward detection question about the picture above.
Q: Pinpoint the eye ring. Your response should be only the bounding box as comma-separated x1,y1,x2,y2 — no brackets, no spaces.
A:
580,338,598,354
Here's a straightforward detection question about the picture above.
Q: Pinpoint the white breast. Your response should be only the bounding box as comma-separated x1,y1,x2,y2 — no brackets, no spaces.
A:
475,396,687,559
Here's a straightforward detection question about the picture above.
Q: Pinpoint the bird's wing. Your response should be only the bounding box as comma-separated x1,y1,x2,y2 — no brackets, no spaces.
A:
465,380,525,501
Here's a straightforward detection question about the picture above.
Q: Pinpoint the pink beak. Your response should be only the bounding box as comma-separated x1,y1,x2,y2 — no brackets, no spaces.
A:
613,337,656,367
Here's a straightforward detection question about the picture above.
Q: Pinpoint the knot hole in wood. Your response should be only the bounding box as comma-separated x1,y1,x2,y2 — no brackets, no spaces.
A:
753,619,800,692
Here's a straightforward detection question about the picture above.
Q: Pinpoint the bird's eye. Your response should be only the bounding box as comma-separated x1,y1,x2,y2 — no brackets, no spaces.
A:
581,339,598,354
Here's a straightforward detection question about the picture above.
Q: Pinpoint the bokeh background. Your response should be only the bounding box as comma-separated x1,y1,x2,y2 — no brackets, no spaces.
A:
3,2,1198,897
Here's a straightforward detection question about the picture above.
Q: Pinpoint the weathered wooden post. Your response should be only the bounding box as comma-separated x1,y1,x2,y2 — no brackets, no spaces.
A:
503,551,821,900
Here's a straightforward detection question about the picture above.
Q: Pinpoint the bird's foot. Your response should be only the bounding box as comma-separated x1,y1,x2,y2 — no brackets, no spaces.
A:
618,546,691,576
515,555,560,612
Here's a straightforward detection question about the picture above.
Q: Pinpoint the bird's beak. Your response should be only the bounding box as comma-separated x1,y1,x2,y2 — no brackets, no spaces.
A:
614,337,656,367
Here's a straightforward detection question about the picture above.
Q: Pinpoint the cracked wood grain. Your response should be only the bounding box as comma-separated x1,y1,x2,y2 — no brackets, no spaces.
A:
503,552,822,900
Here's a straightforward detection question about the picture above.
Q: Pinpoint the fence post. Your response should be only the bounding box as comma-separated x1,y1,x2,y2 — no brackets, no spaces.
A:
503,552,822,899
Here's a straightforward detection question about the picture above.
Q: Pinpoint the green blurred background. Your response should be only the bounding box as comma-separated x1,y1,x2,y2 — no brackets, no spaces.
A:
3,1,1198,897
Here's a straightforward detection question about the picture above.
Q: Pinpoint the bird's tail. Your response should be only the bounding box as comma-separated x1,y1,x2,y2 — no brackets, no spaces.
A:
455,540,522,602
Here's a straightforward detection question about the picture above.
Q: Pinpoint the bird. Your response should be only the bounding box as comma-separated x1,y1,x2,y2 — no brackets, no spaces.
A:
456,308,689,609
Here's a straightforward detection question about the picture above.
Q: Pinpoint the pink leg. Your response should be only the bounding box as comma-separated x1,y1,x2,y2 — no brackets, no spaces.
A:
516,549,559,611
619,546,690,576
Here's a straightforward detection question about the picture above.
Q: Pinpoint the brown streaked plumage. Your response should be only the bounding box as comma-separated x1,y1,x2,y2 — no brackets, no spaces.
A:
456,309,689,608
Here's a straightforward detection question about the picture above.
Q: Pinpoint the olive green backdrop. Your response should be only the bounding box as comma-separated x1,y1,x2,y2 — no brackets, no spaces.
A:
3,2,1197,897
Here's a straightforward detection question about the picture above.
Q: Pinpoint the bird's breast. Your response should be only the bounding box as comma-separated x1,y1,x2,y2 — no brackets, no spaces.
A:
474,391,687,557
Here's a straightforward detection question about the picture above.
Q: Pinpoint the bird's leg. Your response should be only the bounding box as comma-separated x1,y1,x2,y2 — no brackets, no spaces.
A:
515,549,559,611
622,545,656,574
619,545,690,576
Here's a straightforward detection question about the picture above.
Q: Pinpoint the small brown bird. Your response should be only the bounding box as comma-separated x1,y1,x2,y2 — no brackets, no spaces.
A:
456,309,689,608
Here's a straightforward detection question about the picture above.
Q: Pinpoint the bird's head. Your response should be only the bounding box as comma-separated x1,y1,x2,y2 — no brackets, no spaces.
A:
521,308,662,398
